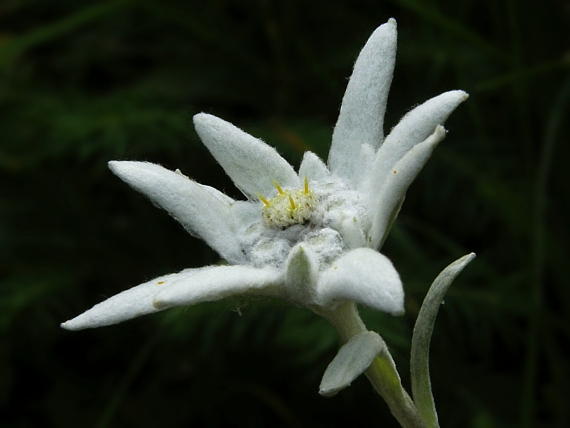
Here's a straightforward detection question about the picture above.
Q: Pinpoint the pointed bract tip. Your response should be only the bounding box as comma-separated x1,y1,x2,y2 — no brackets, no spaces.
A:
193,113,232,137
374,18,397,37
107,159,137,176
108,160,121,172
292,244,306,256
388,297,405,316
446,89,469,102
366,17,397,46
192,112,206,122
60,320,80,331
464,252,477,263
193,112,218,127
434,124,447,137
424,125,447,148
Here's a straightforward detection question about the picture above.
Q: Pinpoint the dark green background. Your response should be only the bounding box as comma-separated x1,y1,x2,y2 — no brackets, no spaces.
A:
1,0,569,427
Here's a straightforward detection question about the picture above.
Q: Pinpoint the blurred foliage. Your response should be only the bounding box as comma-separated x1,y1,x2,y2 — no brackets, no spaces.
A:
1,0,569,427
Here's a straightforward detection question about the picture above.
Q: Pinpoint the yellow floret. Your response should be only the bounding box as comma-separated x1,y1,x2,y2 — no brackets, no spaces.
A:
260,178,317,228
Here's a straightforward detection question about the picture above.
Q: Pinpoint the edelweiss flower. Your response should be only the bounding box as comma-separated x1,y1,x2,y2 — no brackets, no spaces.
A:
61,19,467,331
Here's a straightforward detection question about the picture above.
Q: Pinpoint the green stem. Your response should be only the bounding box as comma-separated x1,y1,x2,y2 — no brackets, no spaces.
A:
316,302,427,428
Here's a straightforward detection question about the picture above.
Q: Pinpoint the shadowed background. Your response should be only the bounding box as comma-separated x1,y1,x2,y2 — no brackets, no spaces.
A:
1,0,569,427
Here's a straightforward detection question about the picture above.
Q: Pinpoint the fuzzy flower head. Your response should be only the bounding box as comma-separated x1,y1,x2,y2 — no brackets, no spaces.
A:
62,19,467,331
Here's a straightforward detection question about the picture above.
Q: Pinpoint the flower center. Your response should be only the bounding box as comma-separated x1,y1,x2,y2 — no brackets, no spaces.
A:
259,177,317,228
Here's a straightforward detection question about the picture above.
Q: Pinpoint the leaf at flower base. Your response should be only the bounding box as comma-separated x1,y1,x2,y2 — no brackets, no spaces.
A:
193,113,300,200
109,161,245,264
319,331,385,397
369,126,447,248
316,248,404,315
153,265,283,310
410,253,476,428
61,269,199,330
329,19,397,186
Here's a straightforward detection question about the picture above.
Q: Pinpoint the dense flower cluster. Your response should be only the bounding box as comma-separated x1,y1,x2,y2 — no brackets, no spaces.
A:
62,19,467,331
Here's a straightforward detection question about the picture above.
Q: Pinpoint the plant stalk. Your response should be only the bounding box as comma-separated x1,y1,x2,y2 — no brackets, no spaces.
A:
317,302,427,428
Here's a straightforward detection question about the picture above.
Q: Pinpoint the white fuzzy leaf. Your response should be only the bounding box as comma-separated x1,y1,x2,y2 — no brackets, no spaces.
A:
368,90,468,192
61,269,198,330
370,126,446,248
298,151,330,183
109,161,244,264
153,265,283,309
329,19,397,185
193,113,300,200
316,248,403,315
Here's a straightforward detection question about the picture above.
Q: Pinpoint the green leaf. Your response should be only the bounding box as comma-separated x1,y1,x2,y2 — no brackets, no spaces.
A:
410,253,476,428
319,331,384,397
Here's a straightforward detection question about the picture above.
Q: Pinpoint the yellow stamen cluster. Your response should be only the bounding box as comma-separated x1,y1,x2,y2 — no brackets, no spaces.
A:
259,177,317,228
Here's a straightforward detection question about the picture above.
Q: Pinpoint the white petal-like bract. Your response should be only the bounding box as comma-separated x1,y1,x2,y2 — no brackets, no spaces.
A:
63,19,468,340
369,90,468,190
329,19,397,185
109,161,244,264
194,113,300,200
61,269,198,330
298,151,330,182
284,244,319,303
316,248,404,315
153,265,283,309
370,126,446,247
